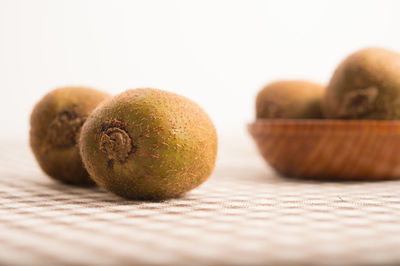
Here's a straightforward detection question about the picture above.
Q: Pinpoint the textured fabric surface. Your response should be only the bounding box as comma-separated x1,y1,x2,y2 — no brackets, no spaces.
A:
1,138,400,266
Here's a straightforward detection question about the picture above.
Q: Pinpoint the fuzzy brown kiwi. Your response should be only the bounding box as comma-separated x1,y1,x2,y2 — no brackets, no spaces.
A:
256,80,325,119
79,88,218,200
325,47,400,119
30,87,110,186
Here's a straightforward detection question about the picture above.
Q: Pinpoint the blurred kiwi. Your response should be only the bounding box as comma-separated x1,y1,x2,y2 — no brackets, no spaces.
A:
30,87,110,186
256,80,325,119
325,47,400,119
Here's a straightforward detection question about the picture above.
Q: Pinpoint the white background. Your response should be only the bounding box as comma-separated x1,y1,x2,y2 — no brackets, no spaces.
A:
1,0,400,139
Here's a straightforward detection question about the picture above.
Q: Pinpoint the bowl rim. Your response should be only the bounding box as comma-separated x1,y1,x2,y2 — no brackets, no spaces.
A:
249,118,400,125
248,119,400,135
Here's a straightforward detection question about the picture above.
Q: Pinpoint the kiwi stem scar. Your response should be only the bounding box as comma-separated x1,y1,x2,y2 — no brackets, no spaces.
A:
339,86,378,117
48,109,83,148
100,127,135,163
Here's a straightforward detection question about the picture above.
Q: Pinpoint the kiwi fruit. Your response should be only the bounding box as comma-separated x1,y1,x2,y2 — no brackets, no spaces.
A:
79,88,218,200
325,47,400,119
256,80,325,119
30,87,110,186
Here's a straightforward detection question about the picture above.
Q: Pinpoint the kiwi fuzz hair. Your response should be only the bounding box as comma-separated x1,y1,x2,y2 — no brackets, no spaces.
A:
324,47,400,119
30,86,111,186
79,88,218,200
256,80,325,119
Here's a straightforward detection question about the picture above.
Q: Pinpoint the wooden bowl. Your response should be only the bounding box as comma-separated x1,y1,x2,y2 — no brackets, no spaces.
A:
248,119,400,181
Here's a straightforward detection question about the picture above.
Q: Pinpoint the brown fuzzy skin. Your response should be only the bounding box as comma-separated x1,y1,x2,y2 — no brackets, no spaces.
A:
256,80,325,119
79,88,218,200
325,47,400,119
30,87,110,186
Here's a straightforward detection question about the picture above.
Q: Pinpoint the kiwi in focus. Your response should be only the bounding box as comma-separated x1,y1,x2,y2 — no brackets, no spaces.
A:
79,88,218,200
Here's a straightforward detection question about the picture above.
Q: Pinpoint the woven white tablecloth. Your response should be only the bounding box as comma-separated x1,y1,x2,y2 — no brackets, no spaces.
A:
1,136,400,266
